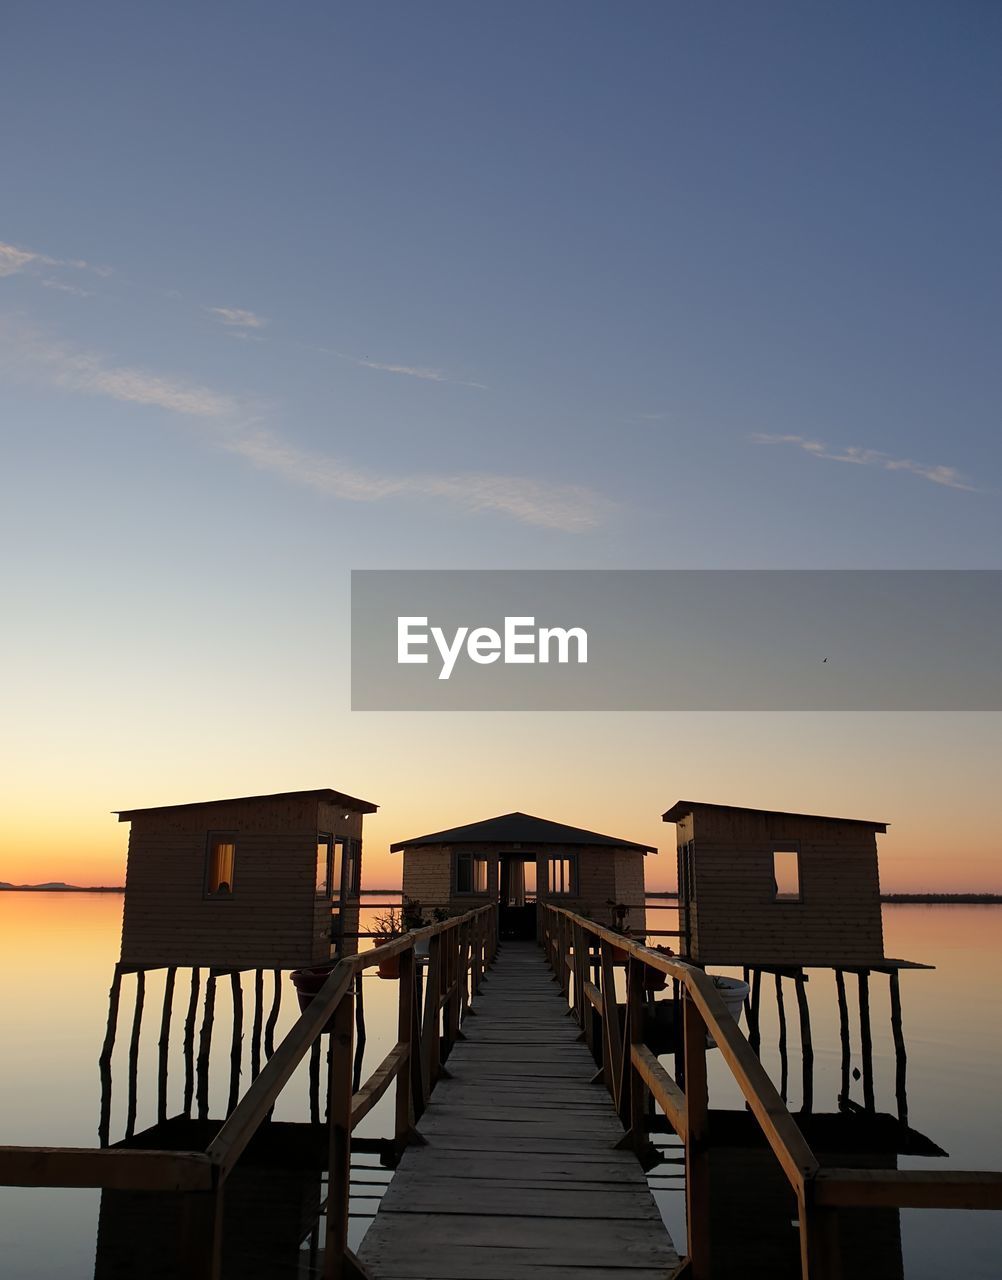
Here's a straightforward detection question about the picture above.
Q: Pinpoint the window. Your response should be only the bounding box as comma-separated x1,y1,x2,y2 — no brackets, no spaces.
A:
342,837,361,897
206,834,236,896
546,855,575,896
331,838,344,900
456,852,488,895
316,835,333,897
773,849,801,902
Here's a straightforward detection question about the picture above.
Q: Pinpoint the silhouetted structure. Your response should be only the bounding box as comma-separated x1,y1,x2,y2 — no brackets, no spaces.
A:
391,810,655,939
664,801,887,966
117,788,377,968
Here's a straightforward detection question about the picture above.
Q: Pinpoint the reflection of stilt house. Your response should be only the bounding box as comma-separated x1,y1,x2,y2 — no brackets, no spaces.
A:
391,811,655,940
117,789,377,968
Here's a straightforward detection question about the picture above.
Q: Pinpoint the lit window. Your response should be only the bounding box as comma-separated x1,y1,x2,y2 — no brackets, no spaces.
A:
206,835,236,896
316,835,333,897
456,853,488,895
546,856,575,895
773,849,801,902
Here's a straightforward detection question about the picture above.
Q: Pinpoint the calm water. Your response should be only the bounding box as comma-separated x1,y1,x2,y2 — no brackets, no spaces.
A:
0,895,999,1277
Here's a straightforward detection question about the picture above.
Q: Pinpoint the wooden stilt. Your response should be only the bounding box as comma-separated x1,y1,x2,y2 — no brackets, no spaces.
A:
889,970,909,1127
775,972,789,1103
157,967,177,1125
196,973,217,1121
98,966,123,1146
834,968,851,1107
250,969,264,1081
858,969,875,1112
264,968,282,1058
126,971,146,1139
227,972,243,1116
794,970,813,1115
182,968,201,1119
748,968,762,1057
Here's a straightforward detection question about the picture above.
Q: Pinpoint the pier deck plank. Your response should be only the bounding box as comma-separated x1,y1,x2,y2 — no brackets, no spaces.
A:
357,942,679,1279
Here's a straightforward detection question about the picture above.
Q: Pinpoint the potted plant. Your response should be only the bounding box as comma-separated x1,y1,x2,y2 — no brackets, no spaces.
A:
372,907,404,979
289,960,341,1029
605,901,633,964
403,898,432,957
642,943,674,991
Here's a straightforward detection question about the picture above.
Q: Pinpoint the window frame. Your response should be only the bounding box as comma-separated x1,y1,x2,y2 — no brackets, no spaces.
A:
316,833,334,899
772,844,803,903
545,852,577,897
454,851,490,897
204,831,237,899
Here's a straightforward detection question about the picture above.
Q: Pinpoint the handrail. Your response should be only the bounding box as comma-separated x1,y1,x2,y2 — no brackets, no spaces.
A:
540,903,1002,1280
0,902,499,1280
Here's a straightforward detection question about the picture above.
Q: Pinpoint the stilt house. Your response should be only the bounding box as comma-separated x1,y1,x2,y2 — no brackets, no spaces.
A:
391,811,655,939
116,788,377,968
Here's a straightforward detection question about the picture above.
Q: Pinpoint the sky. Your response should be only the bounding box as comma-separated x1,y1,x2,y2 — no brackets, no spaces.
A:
1,2,1000,891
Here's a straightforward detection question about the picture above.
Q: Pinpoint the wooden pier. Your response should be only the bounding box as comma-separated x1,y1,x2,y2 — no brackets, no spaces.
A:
358,941,679,1279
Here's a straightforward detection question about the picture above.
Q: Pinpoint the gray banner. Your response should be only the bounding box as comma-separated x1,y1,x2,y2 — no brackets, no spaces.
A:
350,570,1002,711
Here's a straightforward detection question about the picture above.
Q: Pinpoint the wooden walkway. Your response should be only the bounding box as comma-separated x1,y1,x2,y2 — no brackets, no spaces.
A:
358,941,679,1280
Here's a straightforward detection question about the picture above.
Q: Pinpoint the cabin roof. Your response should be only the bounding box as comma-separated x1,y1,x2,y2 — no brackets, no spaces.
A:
390,811,656,853
116,788,379,820
661,800,887,832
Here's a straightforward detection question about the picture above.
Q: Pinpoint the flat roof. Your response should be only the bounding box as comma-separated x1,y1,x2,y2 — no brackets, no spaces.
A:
116,788,379,820
662,800,887,832
391,810,657,853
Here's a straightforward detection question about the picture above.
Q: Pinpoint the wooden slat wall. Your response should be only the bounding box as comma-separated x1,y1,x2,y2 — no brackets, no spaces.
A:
680,810,885,965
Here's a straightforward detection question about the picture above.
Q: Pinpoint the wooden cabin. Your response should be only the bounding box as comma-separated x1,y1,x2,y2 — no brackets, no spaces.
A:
663,801,887,966
117,788,378,969
391,811,655,939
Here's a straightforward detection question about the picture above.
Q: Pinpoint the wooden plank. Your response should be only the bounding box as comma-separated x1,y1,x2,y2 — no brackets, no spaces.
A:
631,1044,687,1140
351,1042,408,1129
378,1181,663,1219
813,1168,1002,1210
0,1146,214,1191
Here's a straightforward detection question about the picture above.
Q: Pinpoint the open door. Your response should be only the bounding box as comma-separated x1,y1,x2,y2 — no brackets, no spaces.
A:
498,854,538,939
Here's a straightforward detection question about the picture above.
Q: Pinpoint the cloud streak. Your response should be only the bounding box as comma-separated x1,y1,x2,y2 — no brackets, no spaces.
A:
207,306,267,330
0,238,110,280
750,433,977,492
330,349,487,390
0,322,606,531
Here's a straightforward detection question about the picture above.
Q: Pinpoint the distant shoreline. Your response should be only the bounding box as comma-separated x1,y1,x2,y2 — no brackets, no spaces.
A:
1,886,1000,903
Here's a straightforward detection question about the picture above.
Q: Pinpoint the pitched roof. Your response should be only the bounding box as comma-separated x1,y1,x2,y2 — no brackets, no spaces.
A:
116,788,379,820
662,800,886,832
390,811,656,853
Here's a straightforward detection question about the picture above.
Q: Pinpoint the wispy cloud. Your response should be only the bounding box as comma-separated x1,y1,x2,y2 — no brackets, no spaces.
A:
207,306,267,330
41,278,93,298
226,429,607,531
329,349,487,390
0,238,110,281
0,322,606,531
750,433,977,492
1,323,240,418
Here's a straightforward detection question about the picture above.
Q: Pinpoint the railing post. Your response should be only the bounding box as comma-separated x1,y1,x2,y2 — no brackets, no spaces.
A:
798,1186,841,1280
599,940,623,1109
572,921,586,1028
422,933,444,1091
624,957,646,1142
682,992,710,1280
178,1186,223,1280
324,985,355,1280
444,924,461,1053
394,945,416,1146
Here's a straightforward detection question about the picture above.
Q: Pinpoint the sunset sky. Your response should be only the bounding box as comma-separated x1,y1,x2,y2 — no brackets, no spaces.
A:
2,3,1000,892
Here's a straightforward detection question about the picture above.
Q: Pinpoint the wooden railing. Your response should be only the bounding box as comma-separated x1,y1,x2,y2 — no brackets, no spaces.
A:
0,904,498,1280
541,905,1002,1280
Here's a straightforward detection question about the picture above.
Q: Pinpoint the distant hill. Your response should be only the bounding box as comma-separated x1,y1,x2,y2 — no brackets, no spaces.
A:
881,893,1002,904
0,882,124,893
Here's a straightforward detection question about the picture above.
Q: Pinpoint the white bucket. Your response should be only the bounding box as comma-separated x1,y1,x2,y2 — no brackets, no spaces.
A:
705,975,750,1048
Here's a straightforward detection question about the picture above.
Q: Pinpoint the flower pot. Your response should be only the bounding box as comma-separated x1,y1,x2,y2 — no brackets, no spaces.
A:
289,964,340,1032
377,954,401,980
644,968,669,991
414,936,431,960
705,975,750,1047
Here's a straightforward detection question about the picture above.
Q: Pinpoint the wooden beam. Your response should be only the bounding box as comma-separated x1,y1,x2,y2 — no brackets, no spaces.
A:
351,1042,408,1129
157,967,177,1126
813,1168,1002,1210
324,985,355,1279
631,1044,687,1141
682,994,710,1280
0,1146,214,1192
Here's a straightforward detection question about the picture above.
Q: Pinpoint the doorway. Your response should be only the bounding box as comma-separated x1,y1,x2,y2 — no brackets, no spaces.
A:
498,854,538,940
